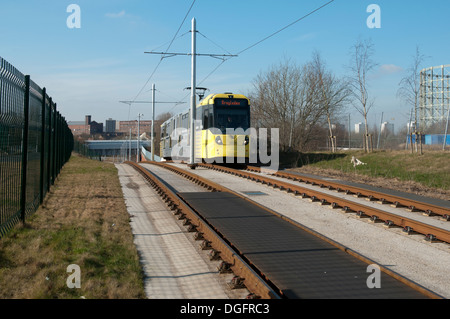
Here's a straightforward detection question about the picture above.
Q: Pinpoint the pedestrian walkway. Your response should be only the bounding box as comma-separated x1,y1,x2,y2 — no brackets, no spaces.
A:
115,163,247,299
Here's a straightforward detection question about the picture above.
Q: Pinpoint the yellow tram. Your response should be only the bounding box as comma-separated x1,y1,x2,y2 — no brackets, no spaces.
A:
160,93,250,163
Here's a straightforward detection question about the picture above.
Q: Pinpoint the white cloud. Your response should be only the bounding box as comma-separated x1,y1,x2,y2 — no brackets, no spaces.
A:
379,64,403,74
105,10,126,18
292,32,316,42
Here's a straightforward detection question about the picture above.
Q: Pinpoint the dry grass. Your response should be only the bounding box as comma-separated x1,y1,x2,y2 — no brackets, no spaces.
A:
0,153,145,299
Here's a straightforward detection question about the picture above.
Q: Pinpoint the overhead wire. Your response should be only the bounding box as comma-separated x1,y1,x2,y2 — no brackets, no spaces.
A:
181,0,337,107
236,0,335,55
125,0,197,119
135,0,336,116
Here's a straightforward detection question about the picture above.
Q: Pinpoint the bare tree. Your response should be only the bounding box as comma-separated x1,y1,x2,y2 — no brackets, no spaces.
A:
250,58,308,151
347,38,377,152
250,57,339,152
397,46,427,152
311,51,351,152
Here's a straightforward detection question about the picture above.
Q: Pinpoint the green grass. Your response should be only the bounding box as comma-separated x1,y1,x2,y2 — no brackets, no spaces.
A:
0,154,146,299
289,150,450,190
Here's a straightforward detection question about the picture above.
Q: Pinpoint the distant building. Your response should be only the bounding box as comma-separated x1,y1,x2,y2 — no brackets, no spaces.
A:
407,121,416,132
354,122,363,134
381,122,394,134
118,120,153,136
68,115,103,135
105,118,116,133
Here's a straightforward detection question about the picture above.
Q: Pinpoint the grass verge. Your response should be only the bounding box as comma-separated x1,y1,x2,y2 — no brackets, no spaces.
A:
0,153,146,299
285,150,450,199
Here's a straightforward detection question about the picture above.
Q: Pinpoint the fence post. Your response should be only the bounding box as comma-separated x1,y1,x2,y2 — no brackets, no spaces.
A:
52,105,57,185
20,75,30,223
47,98,53,192
39,88,46,204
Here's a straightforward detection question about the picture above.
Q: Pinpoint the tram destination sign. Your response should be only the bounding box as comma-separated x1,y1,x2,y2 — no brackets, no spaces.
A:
215,98,248,107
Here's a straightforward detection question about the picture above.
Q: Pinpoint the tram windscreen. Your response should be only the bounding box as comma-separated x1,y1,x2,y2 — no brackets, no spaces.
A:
215,107,250,133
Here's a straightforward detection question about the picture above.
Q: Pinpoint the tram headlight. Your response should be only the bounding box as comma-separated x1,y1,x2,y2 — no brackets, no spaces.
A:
244,136,249,145
215,136,223,145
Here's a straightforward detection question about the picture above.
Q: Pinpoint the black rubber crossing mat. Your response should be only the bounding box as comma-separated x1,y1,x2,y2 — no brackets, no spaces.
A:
178,191,429,299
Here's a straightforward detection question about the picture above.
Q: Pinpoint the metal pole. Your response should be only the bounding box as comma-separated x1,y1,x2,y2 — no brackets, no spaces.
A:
189,17,196,168
348,114,351,149
443,105,450,150
406,108,412,150
137,114,142,162
377,112,383,149
151,83,155,161
129,128,131,161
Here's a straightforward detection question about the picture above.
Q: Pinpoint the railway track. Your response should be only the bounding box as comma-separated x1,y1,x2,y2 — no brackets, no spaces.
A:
127,160,445,299
195,163,450,245
247,165,450,220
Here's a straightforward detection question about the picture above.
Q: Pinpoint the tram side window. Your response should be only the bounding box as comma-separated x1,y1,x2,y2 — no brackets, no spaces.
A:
203,109,209,129
208,106,213,128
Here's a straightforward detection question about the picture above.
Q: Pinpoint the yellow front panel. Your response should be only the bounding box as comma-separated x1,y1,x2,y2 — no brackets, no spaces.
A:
201,130,249,159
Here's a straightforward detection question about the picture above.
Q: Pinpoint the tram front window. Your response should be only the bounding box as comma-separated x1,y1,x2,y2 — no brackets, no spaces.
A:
215,108,249,133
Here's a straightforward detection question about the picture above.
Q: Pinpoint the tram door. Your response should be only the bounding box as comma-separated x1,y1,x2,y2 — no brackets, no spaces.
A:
203,108,209,158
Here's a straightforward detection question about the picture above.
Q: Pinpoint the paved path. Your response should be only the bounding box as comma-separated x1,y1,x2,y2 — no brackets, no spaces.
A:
115,163,248,299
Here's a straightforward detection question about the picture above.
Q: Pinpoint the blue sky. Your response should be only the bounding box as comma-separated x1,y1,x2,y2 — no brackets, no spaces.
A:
1,0,449,132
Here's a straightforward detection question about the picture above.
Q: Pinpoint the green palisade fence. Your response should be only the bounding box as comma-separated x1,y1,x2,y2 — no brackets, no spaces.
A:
0,56,73,237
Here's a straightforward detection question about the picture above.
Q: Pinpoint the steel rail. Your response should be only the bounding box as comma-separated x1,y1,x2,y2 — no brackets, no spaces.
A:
139,161,444,299
196,163,450,245
125,161,281,299
247,166,450,220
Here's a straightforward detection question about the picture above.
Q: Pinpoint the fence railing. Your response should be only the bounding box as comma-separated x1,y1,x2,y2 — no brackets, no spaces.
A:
0,56,73,237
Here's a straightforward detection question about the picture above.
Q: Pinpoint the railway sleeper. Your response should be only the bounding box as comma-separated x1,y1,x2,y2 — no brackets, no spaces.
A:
369,215,380,223
194,232,204,241
331,202,340,209
383,220,395,228
200,240,212,250
182,218,191,226
228,276,246,290
422,210,435,217
208,249,221,261
356,210,367,218
425,234,438,243
342,206,352,213
187,224,197,232
217,261,233,274
391,201,405,208
402,226,414,235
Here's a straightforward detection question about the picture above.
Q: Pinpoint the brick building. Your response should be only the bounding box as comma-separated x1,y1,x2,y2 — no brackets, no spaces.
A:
68,115,103,136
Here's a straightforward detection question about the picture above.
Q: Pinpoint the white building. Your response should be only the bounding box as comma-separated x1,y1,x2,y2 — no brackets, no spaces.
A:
354,122,363,134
